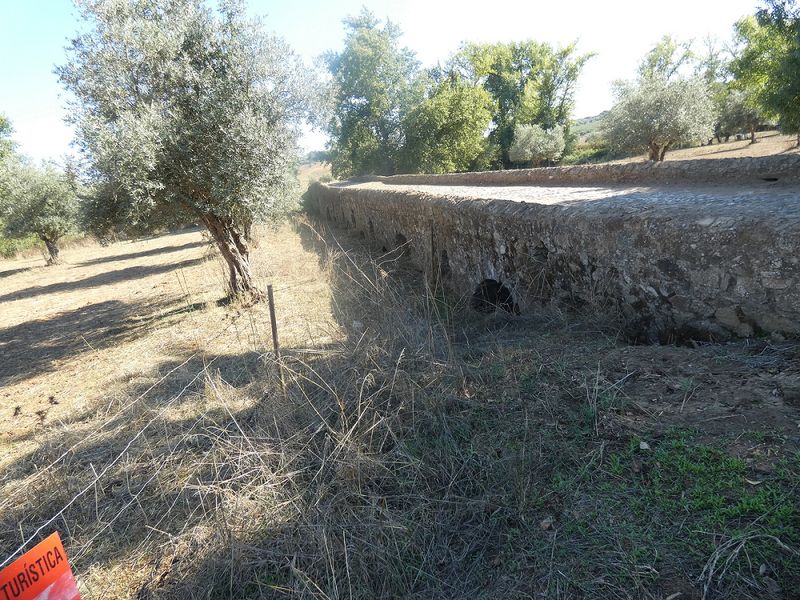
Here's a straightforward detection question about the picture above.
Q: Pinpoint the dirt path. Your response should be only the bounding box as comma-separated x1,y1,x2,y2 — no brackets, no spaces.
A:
0,226,336,470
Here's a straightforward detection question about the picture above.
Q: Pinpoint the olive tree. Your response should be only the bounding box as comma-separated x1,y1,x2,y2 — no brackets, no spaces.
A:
605,77,716,161
58,0,311,298
508,124,565,166
3,163,79,265
716,88,766,143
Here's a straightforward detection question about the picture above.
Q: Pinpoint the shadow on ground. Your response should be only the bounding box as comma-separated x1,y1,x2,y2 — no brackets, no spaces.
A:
0,298,207,385
0,266,33,279
0,257,206,304
78,240,208,267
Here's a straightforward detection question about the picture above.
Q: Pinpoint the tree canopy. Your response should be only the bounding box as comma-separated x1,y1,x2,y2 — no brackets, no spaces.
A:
716,88,766,142
324,21,593,176
58,0,312,297
325,9,422,178
399,75,493,174
451,41,593,167
731,1,800,141
508,124,565,166
605,77,716,161
637,35,695,81
3,162,79,264
604,35,716,161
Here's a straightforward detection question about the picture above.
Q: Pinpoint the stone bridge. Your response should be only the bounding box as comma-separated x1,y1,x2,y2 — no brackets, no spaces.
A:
306,156,800,343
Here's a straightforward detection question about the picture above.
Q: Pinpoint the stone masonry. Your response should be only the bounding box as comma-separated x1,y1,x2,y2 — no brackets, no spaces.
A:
306,156,800,343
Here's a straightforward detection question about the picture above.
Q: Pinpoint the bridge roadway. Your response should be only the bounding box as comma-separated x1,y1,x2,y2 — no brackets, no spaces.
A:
338,180,800,225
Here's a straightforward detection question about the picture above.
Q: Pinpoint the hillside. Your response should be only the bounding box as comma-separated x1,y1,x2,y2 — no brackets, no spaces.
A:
572,111,608,139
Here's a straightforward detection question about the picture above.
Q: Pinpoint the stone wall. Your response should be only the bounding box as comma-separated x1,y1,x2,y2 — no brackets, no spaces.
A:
371,154,800,186
306,156,800,343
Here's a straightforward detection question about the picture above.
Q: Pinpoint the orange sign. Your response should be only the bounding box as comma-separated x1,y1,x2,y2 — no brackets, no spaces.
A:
0,533,80,600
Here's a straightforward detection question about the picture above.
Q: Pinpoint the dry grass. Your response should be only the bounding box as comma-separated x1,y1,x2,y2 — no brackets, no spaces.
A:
296,162,332,189
1,218,799,599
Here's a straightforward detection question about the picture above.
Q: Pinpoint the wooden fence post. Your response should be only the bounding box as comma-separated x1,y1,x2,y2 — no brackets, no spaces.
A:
267,284,287,397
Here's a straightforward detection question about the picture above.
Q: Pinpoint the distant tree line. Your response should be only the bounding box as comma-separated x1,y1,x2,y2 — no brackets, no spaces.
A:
326,1,800,172
324,9,593,178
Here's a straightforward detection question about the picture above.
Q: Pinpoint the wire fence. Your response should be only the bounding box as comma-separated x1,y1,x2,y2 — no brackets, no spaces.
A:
0,282,310,572
0,354,223,570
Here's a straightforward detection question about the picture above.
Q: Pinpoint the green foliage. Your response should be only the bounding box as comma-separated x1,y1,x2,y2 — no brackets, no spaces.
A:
571,111,608,138
731,4,800,137
638,35,695,81
81,181,193,241
0,114,16,215
303,150,330,164
325,21,592,175
58,0,311,292
325,9,422,178
399,76,493,173
508,123,565,166
452,41,593,167
604,35,719,161
0,223,39,259
605,77,716,161
0,114,13,164
59,0,308,232
2,162,79,262
561,135,615,165
641,435,799,549
716,88,767,140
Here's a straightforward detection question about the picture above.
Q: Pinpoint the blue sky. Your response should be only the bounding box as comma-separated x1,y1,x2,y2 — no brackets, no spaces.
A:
1,0,760,162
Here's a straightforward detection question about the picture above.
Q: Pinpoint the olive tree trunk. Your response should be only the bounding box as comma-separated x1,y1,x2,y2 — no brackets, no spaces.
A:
201,213,262,300
648,142,670,162
243,219,258,248
42,236,61,265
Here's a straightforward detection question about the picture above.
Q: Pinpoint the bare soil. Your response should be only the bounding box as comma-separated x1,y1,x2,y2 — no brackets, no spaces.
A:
0,225,336,483
617,130,800,163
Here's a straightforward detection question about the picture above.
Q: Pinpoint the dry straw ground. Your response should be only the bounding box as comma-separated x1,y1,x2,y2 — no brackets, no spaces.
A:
613,130,800,164
0,206,799,597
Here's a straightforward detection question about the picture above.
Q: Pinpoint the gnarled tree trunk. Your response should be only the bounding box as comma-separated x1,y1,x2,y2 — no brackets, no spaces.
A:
201,213,262,300
243,219,258,248
42,236,61,265
648,141,672,162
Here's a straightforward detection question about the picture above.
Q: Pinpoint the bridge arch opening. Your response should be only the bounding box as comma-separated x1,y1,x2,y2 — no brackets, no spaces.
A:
471,279,518,314
395,232,409,252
